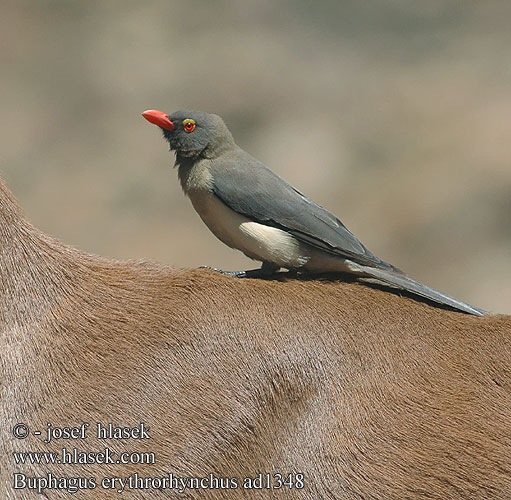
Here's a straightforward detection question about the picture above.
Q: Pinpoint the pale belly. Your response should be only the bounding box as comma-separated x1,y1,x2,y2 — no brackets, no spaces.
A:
187,189,310,268
186,186,359,274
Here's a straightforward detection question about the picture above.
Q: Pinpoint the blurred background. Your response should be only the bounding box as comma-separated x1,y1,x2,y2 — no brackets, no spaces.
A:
1,0,509,313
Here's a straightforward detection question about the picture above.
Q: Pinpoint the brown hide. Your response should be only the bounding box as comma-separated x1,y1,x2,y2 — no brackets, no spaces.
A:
1,176,510,499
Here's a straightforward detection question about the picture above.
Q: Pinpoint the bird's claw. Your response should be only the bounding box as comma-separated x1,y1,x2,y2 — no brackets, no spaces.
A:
199,265,278,279
199,265,246,277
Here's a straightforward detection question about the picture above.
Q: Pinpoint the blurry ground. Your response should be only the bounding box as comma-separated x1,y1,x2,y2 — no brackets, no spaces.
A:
0,0,509,313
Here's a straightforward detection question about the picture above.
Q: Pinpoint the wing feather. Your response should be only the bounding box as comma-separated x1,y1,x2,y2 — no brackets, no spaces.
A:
210,151,393,270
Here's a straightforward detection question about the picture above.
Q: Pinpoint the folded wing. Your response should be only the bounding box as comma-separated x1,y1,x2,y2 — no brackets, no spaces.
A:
210,151,394,271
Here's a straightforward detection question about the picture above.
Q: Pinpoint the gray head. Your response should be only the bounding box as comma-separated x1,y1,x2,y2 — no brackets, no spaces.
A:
142,109,235,159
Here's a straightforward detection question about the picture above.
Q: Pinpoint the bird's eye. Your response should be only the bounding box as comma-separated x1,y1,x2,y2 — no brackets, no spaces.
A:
183,119,196,133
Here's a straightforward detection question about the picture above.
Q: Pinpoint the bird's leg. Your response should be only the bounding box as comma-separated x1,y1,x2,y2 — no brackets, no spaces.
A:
237,261,280,278
200,262,279,279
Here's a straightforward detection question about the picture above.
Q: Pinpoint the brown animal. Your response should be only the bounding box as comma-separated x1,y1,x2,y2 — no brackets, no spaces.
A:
1,175,510,499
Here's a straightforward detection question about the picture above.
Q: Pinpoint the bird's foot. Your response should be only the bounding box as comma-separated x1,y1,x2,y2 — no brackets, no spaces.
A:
199,262,279,279
199,266,261,278
199,265,233,275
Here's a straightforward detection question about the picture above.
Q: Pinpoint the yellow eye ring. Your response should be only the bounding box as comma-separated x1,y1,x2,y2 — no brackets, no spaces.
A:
183,119,196,133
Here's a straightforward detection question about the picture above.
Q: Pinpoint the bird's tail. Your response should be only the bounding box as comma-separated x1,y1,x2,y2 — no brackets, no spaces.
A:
352,264,486,316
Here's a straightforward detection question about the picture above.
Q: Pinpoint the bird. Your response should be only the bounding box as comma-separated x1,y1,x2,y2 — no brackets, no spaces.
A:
142,109,486,316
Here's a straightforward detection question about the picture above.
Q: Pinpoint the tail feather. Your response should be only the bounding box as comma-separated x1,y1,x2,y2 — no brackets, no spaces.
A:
354,265,486,316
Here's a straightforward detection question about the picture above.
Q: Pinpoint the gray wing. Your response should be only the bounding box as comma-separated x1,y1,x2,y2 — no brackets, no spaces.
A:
210,151,393,270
